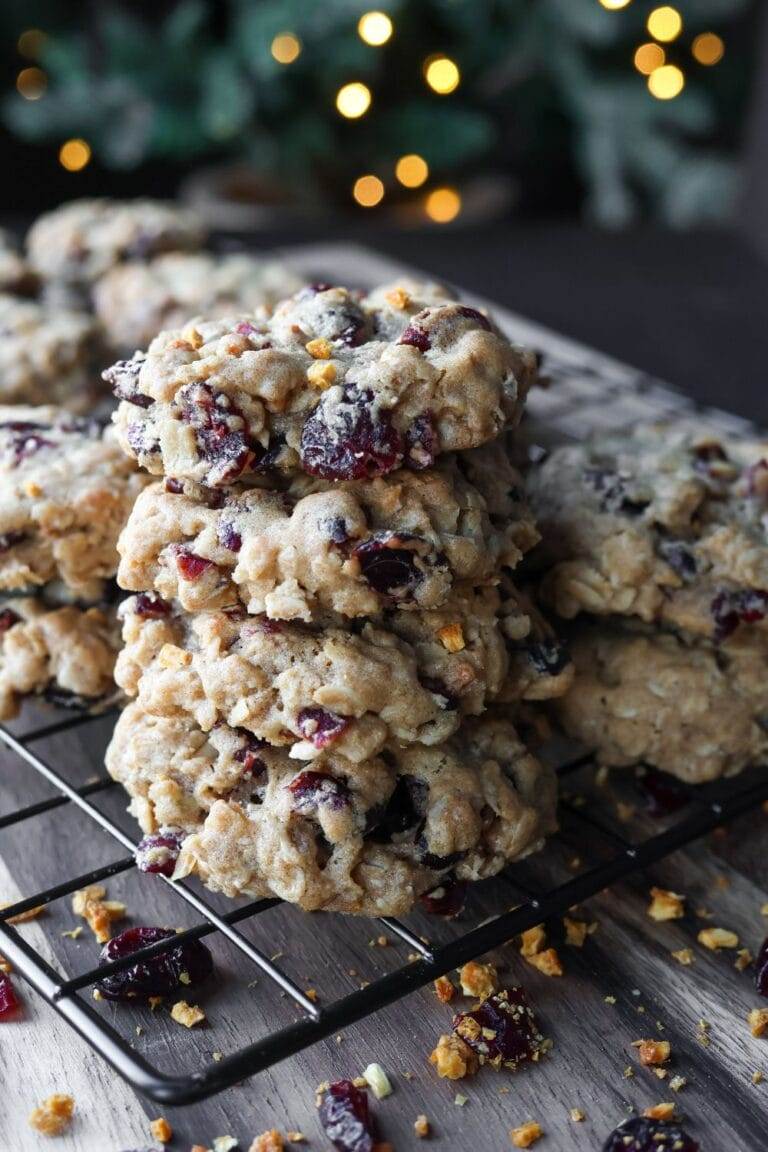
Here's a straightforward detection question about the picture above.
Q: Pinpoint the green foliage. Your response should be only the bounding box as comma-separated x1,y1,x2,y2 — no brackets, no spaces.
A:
1,0,755,223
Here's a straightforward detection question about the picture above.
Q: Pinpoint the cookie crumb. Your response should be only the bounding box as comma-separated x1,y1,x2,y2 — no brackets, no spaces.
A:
61,926,83,940
286,1133,305,1143
28,1093,75,1136
735,948,754,971
643,1103,675,1121
669,1075,687,1092
150,1117,173,1143
1,902,44,924
527,948,563,977
213,1139,238,1152
671,948,694,966
414,1114,430,1138
458,960,496,1000
520,925,546,957
510,1120,543,1147
749,1008,768,1037
698,927,739,951
248,1133,283,1152
430,1033,477,1079
563,918,588,948
437,622,465,652
363,1062,393,1099
434,975,455,1003
454,1093,468,1106
569,1108,585,1122
605,995,617,1005
170,999,205,1028
633,1039,671,1066
752,1070,764,1085
71,884,126,943
648,887,685,921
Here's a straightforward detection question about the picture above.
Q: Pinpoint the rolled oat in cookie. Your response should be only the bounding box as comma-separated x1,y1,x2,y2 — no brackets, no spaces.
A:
109,281,537,486
105,703,556,915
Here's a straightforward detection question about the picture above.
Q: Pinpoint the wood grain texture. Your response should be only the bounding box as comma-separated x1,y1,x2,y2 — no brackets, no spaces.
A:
0,244,766,1151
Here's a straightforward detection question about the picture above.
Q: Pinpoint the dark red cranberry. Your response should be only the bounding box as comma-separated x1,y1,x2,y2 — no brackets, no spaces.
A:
317,1079,376,1152
636,767,691,817
398,324,430,352
405,412,437,470
235,320,259,337
326,516,350,545
175,548,214,581
252,435,286,474
296,706,350,749
0,607,20,635
300,387,403,481
179,382,258,486
288,770,350,813
457,305,492,330
0,531,26,554
692,441,728,464
658,539,697,580
602,1116,699,1151
164,477,184,494
1,422,56,465
453,987,544,1069
583,468,649,516
103,355,153,407
369,775,427,841
135,829,185,876
217,518,242,552
525,642,571,677
126,421,158,457
755,935,768,996
711,587,768,641
134,592,171,619
420,878,467,916
0,972,20,1018
353,534,424,597
234,731,268,777
97,926,213,1001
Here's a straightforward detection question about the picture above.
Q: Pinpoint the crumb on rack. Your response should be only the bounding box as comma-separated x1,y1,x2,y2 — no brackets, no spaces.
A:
753,1070,764,1085
212,1138,238,1152
671,948,694,966
71,884,126,944
736,949,753,971
459,960,496,1000
563,917,589,948
248,1132,283,1152
669,1075,687,1092
644,1103,675,1121
170,1000,206,1028
520,926,546,958
647,887,685,922
414,1114,430,1138
429,1033,478,1079
527,948,563,977
434,975,455,1003
28,1093,75,1136
633,1039,671,1066
569,1108,585,1122
510,1120,543,1147
150,1116,173,1143
698,927,739,951
1,901,44,924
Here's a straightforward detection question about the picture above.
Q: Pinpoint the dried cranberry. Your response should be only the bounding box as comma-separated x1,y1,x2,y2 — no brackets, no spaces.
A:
636,767,691,817
420,878,467,916
525,642,571,677
583,468,649,516
405,412,437,470
234,320,259,337
300,387,402,481
217,518,242,552
179,382,258,486
134,592,171,619
164,477,184,494
326,516,350,545
658,539,697,580
398,323,430,352
97,926,213,1001
296,707,350,749
369,775,427,841
0,422,56,465
135,829,185,877
0,972,19,1019
317,1079,376,1152
711,587,768,642
0,531,26,554
755,935,768,996
0,607,20,635
234,731,268,777
288,770,350,813
103,355,153,407
457,305,492,330
353,534,424,597
175,548,214,581
453,987,544,1069
692,441,727,464
602,1116,699,1152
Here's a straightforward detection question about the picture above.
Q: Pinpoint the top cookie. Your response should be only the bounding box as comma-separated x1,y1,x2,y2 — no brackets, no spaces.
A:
27,198,205,297
108,281,537,486
528,424,768,643
94,251,305,354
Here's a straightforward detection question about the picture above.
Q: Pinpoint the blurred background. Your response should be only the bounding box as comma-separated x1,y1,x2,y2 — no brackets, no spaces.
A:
0,0,766,413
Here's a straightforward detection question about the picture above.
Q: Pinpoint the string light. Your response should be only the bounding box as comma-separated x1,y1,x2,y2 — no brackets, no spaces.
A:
692,32,725,66
353,175,385,207
336,82,372,118
395,154,429,188
59,139,91,172
647,64,685,99
17,29,47,58
16,67,47,100
270,33,301,65
358,12,393,47
633,43,665,75
424,55,460,95
425,187,461,223
598,0,632,9
647,6,682,43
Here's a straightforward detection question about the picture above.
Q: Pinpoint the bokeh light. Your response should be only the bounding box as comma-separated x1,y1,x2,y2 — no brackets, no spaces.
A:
647,64,685,99
336,82,372,118
395,154,429,188
353,174,385,207
634,43,665,75
17,29,47,58
599,0,632,9
425,187,462,223
424,56,460,95
270,33,301,65
647,6,682,43
59,138,91,172
358,12,393,47
16,67,47,100
692,32,725,66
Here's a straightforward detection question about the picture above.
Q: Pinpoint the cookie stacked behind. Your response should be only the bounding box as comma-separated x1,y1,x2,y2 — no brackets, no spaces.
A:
105,280,570,915
527,423,768,783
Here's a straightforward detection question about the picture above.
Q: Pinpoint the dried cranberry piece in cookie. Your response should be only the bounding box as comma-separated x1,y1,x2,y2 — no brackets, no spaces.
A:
352,533,427,599
0,972,19,1019
0,531,26,554
456,305,492,330
452,987,545,1070
318,1079,376,1152
296,706,350,749
217,517,242,553
135,829,186,877
0,607,20,635
583,468,649,516
0,422,56,465
233,730,268,777
368,775,427,841
417,839,465,871
398,322,431,351
134,592,171,619
524,642,572,679
300,386,403,480
175,548,215,581
405,411,437,470
103,353,152,407
179,382,259,486
711,587,768,642
97,926,213,1000
420,878,468,917
288,770,351,813
601,1116,699,1152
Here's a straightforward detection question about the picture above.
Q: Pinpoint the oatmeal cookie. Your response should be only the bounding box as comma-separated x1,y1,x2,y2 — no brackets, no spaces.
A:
528,424,768,644
94,251,305,353
27,199,205,302
0,229,36,295
0,598,119,720
106,703,556,914
496,578,575,703
115,458,534,619
0,406,150,599
115,591,509,762
108,282,537,486
0,295,101,409
555,622,768,783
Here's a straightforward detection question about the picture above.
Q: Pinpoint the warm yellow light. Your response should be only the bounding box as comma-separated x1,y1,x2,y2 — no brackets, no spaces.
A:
59,138,91,172
395,154,429,189
425,187,462,223
647,6,682,42
424,55,460,95
358,11,393,47
17,29,47,58
353,175,385,207
633,43,665,75
336,82,372,119
598,0,632,9
16,67,47,100
692,32,725,66
270,33,301,64
647,64,685,99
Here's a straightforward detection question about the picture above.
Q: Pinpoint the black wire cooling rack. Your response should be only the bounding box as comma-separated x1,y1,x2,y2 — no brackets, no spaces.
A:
2,708,768,1105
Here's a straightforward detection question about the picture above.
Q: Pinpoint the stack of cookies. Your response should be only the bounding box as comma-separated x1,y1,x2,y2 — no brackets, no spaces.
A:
528,423,768,785
104,280,572,915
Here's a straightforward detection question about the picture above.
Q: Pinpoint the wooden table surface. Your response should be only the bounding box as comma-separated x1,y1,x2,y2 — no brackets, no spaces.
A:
1,244,767,1152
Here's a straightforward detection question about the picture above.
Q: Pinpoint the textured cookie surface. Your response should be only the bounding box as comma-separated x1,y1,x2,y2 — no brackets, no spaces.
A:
0,598,119,720
106,704,556,915
528,424,768,643
555,622,768,783
109,281,537,485
94,251,305,353
116,452,536,620
0,406,150,599
0,229,36,295
0,295,101,409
